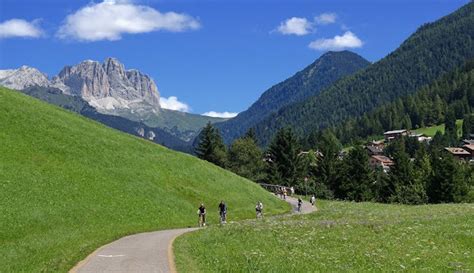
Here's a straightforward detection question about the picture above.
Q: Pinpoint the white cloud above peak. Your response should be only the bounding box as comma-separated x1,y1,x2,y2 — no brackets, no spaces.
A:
277,17,313,36
315,13,337,25
0,19,43,39
202,111,238,118
309,31,363,51
57,0,200,41
160,96,190,112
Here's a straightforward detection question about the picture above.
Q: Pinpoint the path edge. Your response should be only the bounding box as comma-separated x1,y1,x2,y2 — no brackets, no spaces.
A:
69,241,111,273
168,229,198,273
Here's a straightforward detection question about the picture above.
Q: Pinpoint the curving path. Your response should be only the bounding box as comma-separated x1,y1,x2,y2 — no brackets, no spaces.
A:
70,196,316,273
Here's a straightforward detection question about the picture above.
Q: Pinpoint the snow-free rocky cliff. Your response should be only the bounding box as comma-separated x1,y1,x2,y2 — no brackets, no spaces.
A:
0,58,161,112
0,66,50,90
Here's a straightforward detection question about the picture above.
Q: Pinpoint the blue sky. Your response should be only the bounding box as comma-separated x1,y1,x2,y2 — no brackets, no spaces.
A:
0,0,469,117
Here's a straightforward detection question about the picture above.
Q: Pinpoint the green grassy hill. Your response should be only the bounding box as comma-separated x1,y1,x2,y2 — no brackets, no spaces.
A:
414,120,463,137
0,87,289,272
175,200,474,272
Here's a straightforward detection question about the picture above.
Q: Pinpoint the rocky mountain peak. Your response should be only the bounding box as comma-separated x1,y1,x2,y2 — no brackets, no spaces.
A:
103,57,126,77
0,66,49,90
51,57,160,111
1,58,161,113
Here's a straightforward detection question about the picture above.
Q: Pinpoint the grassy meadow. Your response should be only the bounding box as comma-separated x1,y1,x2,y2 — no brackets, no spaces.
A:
0,87,289,272
175,200,474,272
413,119,463,137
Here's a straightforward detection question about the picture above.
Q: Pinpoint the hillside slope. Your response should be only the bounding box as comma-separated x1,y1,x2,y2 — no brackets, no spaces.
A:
332,62,474,144
217,51,370,144
21,86,193,152
253,2,474,145
0,87,288,272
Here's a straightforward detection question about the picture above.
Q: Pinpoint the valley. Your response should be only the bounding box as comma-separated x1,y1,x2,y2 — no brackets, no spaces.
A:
1,1,474,272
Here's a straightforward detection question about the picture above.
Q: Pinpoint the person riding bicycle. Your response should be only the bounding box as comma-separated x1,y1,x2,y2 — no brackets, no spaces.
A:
255,201,263,218
297,198,303,212
198,203,206,227
218,200,227,224
310,195,316,207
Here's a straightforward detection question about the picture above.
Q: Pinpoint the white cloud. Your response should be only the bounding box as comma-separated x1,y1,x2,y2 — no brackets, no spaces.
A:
202,111,238,118
160,96,190,112
57,0,200,41
315,13,337,25
277,17,313,36
0,19,43,39
309,31,363,51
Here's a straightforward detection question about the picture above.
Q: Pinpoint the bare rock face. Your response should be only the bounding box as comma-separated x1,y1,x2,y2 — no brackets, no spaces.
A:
52,58,160,111
52,60,110,98
0,66,50,90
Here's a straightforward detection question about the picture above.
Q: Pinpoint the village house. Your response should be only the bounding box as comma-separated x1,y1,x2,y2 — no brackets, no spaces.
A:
462,139,474,145
444,147,471,161
409,133,432,143
462,144,474,158
364,140,385,156
369,155,394,173
384,129,409,141
365,145,384,156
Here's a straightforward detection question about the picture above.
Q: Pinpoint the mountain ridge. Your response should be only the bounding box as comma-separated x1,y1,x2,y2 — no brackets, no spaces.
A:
216,50,371,144
251,1,474,145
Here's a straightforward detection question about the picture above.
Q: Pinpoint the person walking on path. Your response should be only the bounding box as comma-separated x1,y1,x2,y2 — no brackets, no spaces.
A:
297,198,303,212
255,201,263,219
218,200,227,224
310,195,316,207
290,186,295,196
283,188,287,200
198,203,206,227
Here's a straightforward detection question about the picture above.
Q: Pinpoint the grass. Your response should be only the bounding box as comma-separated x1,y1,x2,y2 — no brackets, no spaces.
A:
413,120,463,137
0,87,290,272
175,200,474,272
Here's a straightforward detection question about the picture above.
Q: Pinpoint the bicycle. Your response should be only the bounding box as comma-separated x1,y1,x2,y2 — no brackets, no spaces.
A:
198,213,206,227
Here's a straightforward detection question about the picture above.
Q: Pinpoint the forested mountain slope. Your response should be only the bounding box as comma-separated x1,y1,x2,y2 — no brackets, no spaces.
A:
253,2,474,145
216,51,370,144
332,60,474,144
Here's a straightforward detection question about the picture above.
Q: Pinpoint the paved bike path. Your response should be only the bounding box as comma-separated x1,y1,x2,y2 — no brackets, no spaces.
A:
70,196,316,273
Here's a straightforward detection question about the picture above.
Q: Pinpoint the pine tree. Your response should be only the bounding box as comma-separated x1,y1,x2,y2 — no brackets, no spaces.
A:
444,108,458,145
340,146,374,201
374,168,392,203
195,122,227,167
428,151,469,203
411,146,430,204
312,130,342,198
388,140,424,204
462,114,474,139
265,128,301,186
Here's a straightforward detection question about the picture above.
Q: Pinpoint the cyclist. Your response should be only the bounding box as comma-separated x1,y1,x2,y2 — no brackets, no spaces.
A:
255,201,263,219
297,198,303,212
218,200,227,224
310,195,316,206
198,203,206,227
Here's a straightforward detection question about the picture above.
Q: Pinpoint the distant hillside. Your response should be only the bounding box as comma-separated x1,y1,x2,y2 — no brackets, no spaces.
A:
253,2,474,145
217,51,370,144
21,86,193,152
332,61,473,144
112,106,225,142
0,87,288,272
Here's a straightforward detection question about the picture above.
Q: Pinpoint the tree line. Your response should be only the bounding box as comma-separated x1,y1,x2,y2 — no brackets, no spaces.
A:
195,117,474,205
